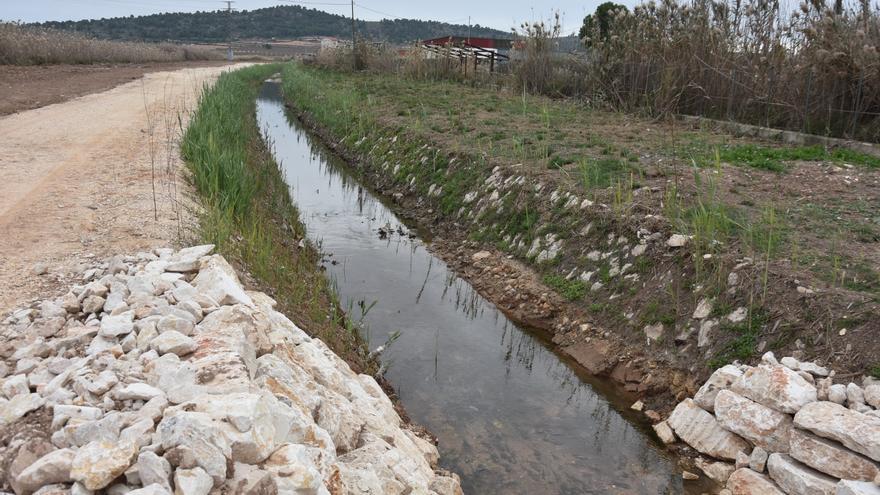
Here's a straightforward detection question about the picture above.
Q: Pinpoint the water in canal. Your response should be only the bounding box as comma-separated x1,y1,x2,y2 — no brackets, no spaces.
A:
257,82,701,494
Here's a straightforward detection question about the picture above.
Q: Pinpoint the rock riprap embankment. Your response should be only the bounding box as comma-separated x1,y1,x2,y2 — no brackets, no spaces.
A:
654,352,880,494
0,246,462,495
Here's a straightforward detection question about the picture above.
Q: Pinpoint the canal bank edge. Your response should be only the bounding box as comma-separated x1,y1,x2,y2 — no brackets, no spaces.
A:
0,246,463,495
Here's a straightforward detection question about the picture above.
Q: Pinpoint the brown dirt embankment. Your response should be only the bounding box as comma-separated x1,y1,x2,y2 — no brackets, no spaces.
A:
0,61,231,116
0,63,248,316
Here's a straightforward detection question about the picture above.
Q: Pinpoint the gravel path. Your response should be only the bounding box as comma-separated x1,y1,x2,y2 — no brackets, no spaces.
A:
0,64,249,315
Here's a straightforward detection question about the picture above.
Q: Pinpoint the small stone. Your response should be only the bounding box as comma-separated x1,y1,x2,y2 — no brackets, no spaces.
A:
727,307,748,323
150,331,197,356
653,421,676,444
698,319,718,348
14,448,76,495
750,447,769,472
865,385,880,409
3,374,31,398
136,452,172,492
799,361,829,377
173,467,213,495
682,471,699,480
780,356,800,370
829,384,848,404
736,451,750,469
114,383,164,401
82,296,106,315
33,263,49,275
692,298,713,319
696,457,736,484
157,316,195,337
128,484,171,495
99,312,134,338
727,468,785,494
70,441,137,490
630,400,644,412
644,323,664,343
667,234,688,247
1,393,45,425
848,383,867,406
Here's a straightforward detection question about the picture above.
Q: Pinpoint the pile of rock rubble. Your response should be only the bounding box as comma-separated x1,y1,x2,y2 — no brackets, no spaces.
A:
0,246,461,495
653,352,880,494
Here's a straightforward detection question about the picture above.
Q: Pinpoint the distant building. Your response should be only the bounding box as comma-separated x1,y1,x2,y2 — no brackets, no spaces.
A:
419,36,512,71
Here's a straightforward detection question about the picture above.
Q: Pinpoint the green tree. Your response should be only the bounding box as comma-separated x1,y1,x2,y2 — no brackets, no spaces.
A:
579,2,628,45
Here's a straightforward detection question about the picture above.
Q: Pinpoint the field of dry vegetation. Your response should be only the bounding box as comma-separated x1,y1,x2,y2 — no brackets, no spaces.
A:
0,22,220,65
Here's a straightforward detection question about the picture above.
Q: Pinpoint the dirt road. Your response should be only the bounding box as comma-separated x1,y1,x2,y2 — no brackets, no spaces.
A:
0,64,247,315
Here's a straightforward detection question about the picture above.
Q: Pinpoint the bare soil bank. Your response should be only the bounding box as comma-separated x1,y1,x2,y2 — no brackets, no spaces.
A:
0,61,231,116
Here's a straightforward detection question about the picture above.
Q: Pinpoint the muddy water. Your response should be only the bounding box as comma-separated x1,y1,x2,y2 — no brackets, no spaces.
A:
257,82,703,494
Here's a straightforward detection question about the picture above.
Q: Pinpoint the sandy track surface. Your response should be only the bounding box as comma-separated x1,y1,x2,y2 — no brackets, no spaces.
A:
0,64,248,315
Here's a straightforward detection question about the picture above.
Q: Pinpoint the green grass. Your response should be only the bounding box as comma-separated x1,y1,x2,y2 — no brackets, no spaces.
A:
709,308,770,368
683,142,880,172
543,274,587,301
870,364,880,379
641,301,677,326
181,64,376,374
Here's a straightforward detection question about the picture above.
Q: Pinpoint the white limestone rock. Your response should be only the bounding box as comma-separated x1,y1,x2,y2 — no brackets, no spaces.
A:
1,393,45,425
3,374,31,398
191,255,253,307
653,421,676,444
128,484,171,495
114,383,164,401
173,467,213,495
99,312,134,338
726,468,786,495
732,364,818,414
864,385,880,409
789,428,880,481
667,398,750,461
829,384,848,405
150,331,197,357
70,441,137,490
156,411,231,485
714,390,793,453
694,365,743,413
14,448,76,495
750,447,769,472
767,453,838,495
696,457,736,484
136,451,172,493
794,401,880,463
836,480,880,495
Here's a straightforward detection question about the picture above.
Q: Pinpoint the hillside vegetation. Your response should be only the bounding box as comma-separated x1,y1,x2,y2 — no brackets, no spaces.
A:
35,5,508,43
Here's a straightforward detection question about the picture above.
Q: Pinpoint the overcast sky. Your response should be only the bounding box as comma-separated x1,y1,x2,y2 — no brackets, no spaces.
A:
1,0,632,36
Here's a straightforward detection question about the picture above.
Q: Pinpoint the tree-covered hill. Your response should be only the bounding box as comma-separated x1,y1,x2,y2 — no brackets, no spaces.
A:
34,5,510,44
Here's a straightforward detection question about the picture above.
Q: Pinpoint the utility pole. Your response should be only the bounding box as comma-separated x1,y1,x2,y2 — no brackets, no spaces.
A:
468,16,471,44
224,0,234,61
350,0,357,70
